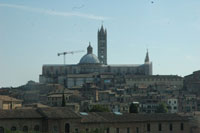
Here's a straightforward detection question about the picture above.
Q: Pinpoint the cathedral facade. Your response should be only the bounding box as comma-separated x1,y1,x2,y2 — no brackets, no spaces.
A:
39,26,152,88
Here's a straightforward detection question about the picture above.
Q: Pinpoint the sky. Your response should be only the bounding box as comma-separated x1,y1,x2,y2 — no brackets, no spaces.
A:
0,0,200,87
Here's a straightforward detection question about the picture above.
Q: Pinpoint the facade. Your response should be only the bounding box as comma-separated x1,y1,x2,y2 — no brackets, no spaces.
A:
184,70,200,94
179,94,198,113
0,95,22,110
0,107,195,133
167,98,178,113
89,102,130,113
140,99,159,113
125,75,183,88
39,26,153,88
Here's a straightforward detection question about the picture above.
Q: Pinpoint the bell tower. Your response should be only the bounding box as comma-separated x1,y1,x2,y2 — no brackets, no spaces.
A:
145,49,150,63
98,25,107,65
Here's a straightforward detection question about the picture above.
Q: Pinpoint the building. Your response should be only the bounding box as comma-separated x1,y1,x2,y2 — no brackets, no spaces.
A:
39,26,153,88
125,75,183,89
184,70,200,94
140,99,160,113
0,107,195,133
179,94,197,113
167,98,178,113
0,95,22,110
98,25,107,65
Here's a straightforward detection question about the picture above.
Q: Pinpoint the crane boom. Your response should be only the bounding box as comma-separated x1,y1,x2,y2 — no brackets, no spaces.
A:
57,50,84,64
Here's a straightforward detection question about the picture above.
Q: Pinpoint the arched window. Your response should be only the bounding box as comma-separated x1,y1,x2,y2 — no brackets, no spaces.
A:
65,123,70,133
11,126,16,133
0,127,4,133
23,126,28,133
34,125,40,132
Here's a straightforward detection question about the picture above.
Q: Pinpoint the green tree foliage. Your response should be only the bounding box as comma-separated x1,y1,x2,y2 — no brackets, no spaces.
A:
129,103,139,113
89,105,110,112
155,103,168,113
61,92,66,107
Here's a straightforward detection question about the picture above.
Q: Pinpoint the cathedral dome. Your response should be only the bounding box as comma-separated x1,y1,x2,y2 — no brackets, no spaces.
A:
79,43,100,64
79,54,100,64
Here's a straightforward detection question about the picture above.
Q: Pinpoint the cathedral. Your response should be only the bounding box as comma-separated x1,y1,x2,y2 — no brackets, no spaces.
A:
39,25,152,88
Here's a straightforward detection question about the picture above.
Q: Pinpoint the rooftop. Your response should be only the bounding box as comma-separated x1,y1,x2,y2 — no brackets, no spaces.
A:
0,107,189,123
0,95,22,102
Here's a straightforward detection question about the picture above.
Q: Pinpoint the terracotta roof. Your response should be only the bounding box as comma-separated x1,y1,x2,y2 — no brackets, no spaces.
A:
0,108,189,123
80,112,188,123
36,107,81,119
0,107,80,119
0,95,22,102
0,109,42,119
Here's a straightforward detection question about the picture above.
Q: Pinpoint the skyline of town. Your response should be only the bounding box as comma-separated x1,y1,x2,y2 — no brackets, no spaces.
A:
0,1,200,133
1,0,200,87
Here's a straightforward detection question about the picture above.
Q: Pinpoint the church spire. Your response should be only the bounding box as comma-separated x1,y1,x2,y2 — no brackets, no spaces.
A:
145,49,150,63
87,42,93,54
98,24,107,65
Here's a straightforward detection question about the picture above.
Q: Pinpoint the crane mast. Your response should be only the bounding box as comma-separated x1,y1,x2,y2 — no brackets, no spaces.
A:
57,50,84,64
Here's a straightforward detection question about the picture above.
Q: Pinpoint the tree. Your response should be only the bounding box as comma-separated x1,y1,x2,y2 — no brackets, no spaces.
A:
61,92,66,107
89,105,110,112
129,103,139,113
155,103,168,113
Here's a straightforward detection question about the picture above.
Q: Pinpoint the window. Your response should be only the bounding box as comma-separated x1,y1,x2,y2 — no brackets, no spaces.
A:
169,123,173,131
147,123,150,132
0,127,4,133
136,127,139,133
127,128,130,133
158,123,162,131
181,123,184,130
23,126,28,133
65,69,68,74
116,128,119,133
106,128,110,133
73,69,76,74
65,123,70,133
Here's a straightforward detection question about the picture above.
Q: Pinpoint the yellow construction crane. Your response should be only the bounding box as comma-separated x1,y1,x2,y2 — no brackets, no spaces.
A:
57,50,84,64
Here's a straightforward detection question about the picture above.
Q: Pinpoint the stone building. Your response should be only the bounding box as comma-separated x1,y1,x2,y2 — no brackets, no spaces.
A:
167,98,178,113
179,94,198,113
39,26,152,88
0,107,196,133
0,95,22,110
125,75,183,88
184,70,200,95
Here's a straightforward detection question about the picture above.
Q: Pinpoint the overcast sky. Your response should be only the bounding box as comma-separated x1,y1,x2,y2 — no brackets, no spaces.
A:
1,0,200,87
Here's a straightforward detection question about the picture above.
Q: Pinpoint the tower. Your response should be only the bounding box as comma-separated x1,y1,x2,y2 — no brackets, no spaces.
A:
98,25,107,65
144,49,150,63
144,49,153,75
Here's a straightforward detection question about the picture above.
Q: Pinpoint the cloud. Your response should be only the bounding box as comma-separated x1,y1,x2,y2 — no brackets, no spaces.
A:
0,3,108,20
